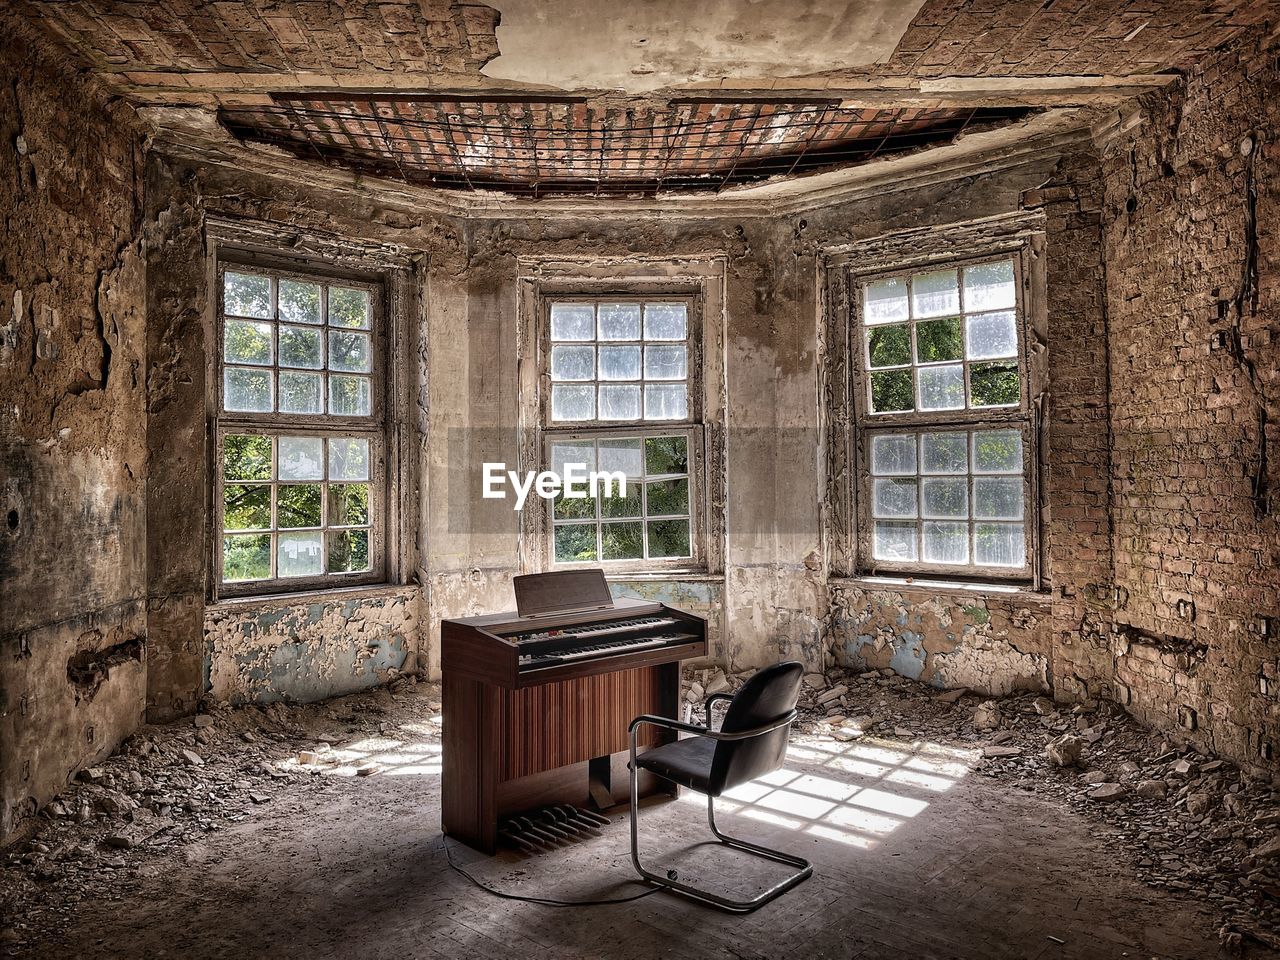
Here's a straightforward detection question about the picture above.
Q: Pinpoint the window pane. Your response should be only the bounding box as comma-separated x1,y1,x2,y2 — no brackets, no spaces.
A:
224,484,271,531
918,364,964,411
644,384,687,420
329,287,370,329
278,531,323,577
863,277,908,325
873,521,917,561
551,344,595,381
923,521,968,564
974,477,1023,520
329,331,371,373
278,372,322,414
975,522,1025,567
553,488,597,520
279,436,324,480
647,518,691,558
279,325,323,368
224,320,273,366
328,484,370,525
643,303,687,341
601,522,644,560
872,478,917,519
277,484,322,528
915,317,962,363
965,311,1017,360
867,324,910,368
224,367,273,413
970,362,1020,407
327,530,370,573
921,478,967,519
554,523,597,562
869,370,913,413
599,384,642,420
552,439,597,475
599,345,641,380
601,486,642,519
963,260,1016,312
646,478,689,516
598,303,641,340
551,303,595,341
223,435,272,481
973,430,1023,473
328,437,370,481
920,432,967,474
224,272,272,319
644,345,687,380
279,279,321,324
551,384,594,421
329,375,372,416
869,434,915,475
645,435,688,475
911,269,959,318
599,437,643,477
223,534,271,581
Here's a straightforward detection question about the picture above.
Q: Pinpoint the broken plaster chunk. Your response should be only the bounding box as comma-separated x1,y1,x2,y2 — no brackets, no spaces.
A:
355,763,380,777
193,715,215,729
971,701,1001,731
1171,759,1199,779
1186,792,1215,817
1087,783,1129,802
982,745,1022,759
180,749,204,767
1135,779,1168,799
1046,734,1084,768
936,687,967,704
1080,769,1110,785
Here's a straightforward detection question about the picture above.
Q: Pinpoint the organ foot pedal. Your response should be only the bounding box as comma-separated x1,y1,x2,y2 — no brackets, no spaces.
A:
498,805,611,853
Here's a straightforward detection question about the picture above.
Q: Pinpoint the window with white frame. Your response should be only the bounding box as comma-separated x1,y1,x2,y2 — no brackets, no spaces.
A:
853,256,1033,579
542,297,701,567
215,263,385,595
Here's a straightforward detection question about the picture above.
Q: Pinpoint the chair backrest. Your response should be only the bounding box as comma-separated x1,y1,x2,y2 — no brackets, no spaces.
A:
708,661,804,795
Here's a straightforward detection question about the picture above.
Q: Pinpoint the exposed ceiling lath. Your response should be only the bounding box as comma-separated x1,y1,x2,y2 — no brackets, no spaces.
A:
219,97,1037,198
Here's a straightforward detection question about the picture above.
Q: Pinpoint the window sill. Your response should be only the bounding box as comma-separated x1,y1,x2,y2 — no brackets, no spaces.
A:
830,575,1049,605
208,582,416,614
605,571,722,583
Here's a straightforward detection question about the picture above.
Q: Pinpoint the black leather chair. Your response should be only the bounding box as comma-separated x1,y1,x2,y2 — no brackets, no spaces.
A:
628,660,813,912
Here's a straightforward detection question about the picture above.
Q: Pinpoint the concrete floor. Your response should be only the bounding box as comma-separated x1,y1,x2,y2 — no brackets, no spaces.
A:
16,717,1230,960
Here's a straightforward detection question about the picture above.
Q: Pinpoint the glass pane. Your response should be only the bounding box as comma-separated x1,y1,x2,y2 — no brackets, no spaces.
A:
963,260,1016,312
975,522,1025,567
643,303,687,341
329,287,370,329
329,331,371,373
224,367,273,413
867,324,910,368
278,372,322,414
966,311,1017,360
553,488,596,520
971,362,1020,407
973,430,1023,474
601,486,642,519
223,534,271,582
645,435,688,475
328,437,370,481
223,435,272,481
921,478,967,519
644,345,687,380
646,478,689,516
279,436,324,480
278,531,323,577
915,317,962,363
599,385,641,420
550,303,595,341
278,325,322,368
873,521,917,561
599,438,643,476
551,385,594,421
599,345,641,380
869,434,915,476
648,518,691,558
223,484,271,531
279,279,321,324
872,478,917,519
598,303,641,340
224,272,271,319
329,375,372,416
923,521,968,564
601,522,644,560
863,277,908,325
869,371,913,413
918,364,965,411
920,432,966,474
277,484,321,528
224,320,273,366
552,440,596,475
644,384,687,420
328,484,370,525
911,269,959,318
327,530,370,573
974,477,1024,520
551,344,595,381
554,523,597,562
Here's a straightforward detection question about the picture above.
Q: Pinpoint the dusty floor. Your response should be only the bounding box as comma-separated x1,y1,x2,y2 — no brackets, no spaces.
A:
3,672,1279,960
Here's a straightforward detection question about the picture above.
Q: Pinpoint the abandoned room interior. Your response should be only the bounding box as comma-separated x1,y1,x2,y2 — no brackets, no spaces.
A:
4,0,1280,957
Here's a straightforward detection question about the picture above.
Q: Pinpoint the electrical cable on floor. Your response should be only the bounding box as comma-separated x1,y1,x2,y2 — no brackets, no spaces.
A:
442,834,664,907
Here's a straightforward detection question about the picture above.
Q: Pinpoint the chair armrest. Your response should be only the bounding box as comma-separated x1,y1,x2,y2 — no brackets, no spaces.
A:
704,693,734,730
629,709,797,745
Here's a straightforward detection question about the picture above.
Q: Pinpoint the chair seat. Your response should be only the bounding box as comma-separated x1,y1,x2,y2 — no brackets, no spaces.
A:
635,735,718,795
